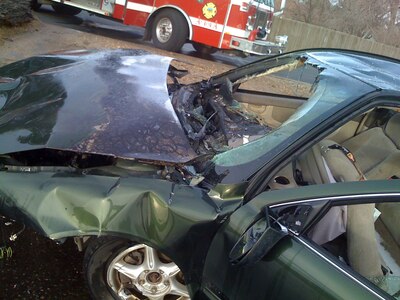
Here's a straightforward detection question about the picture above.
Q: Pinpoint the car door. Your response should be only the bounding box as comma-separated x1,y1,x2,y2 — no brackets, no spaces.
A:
198,180,400,300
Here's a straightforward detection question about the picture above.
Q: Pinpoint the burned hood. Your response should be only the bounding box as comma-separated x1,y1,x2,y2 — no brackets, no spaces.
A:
0,49,197,164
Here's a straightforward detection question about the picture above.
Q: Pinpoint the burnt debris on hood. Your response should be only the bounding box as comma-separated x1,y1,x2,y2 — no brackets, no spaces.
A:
170,74,271,157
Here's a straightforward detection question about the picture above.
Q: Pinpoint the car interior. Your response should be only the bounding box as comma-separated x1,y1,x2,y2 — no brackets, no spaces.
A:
228,78,400,296
264,106,400,297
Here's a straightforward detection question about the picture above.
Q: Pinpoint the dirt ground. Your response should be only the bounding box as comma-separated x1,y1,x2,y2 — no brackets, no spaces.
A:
1,227,90,299
0,14,236,299
0,17,232,83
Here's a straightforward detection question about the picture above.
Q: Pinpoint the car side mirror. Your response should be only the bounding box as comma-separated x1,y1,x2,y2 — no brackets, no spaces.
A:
229,207,287,266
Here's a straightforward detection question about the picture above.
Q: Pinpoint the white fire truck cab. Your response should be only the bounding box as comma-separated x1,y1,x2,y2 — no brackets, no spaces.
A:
32,0,287,55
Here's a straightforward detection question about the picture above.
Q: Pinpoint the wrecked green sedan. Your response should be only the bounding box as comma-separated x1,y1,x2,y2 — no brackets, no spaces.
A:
0,49,400,299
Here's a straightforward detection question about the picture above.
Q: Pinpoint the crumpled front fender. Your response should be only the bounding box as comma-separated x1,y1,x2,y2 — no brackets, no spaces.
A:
0,170,242,284
0,171,236,246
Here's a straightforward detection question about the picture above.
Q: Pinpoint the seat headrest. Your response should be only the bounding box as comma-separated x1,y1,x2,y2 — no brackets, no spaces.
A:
385,113,400,148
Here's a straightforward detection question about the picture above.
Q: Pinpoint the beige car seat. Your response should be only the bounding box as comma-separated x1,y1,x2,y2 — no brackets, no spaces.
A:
343,113,400,178
298,113,400,294
299,140,383,279
344,113,400,246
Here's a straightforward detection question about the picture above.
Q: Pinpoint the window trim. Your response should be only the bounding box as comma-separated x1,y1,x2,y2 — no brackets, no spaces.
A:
275,193,400,299
295,235,388,300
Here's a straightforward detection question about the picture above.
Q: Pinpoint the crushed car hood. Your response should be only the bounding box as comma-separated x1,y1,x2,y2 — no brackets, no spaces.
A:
0,49,197,164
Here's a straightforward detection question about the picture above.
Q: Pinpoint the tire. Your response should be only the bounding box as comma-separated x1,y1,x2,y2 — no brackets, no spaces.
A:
30,0,42,11
52,4,81,16
192,43,218,55
84,237,190,300
151,9,188,52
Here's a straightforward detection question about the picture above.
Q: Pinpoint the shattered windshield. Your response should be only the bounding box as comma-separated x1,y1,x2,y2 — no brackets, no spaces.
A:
170,53,317,160
211,52,374,169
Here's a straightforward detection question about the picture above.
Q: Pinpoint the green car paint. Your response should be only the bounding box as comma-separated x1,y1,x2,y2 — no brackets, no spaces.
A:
201,181,400,299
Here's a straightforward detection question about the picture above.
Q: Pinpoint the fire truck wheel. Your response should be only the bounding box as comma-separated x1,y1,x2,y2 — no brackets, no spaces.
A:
192,43,218,55
151,9,188,52
52,4,82,16
30,0,42,11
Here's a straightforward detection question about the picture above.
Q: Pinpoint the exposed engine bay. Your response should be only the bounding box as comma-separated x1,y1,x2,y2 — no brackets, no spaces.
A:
170,83,271,156
168,56,308,157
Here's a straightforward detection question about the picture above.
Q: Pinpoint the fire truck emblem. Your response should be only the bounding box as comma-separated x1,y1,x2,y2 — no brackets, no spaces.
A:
202,2,217,19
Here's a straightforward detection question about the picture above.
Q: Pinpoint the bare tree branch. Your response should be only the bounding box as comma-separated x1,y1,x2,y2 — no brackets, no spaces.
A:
283,0,400,47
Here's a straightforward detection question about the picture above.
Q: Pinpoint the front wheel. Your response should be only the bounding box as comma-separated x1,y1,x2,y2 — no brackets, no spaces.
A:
84,237,190,299
52,4,81,16
151,9,188,52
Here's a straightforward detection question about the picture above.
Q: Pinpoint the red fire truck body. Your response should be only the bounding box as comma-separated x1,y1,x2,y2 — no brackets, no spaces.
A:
34,0,286,55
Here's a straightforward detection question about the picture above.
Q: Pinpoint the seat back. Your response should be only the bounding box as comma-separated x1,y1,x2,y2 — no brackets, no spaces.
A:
343,113,400,175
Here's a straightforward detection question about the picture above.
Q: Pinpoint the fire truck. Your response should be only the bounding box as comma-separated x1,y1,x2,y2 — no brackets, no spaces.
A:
31,0,287,55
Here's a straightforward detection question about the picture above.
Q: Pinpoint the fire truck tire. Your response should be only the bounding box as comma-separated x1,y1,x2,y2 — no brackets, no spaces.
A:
30,0,42,11
52,4,82,16
192,43,218,55
151,9,188,52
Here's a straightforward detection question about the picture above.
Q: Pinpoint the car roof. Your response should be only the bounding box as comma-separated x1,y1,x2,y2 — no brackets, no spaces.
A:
305,50,400,91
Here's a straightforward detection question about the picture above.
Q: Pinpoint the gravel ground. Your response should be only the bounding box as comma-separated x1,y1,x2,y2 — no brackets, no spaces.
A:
0,17,232,83
1,227,90,299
